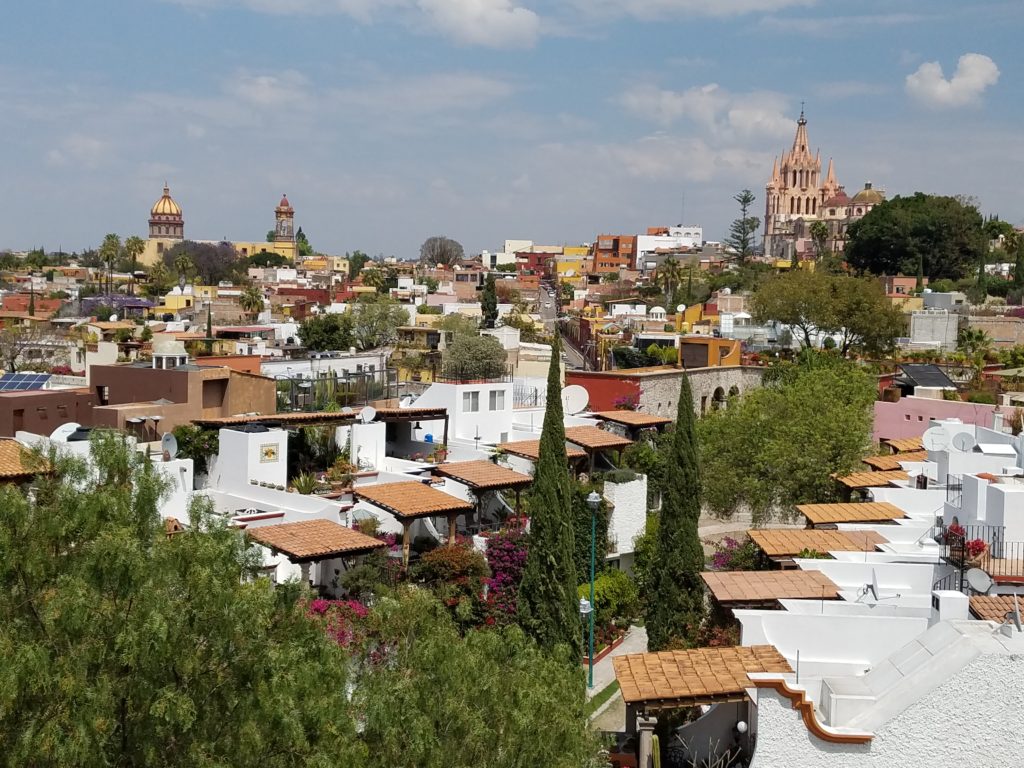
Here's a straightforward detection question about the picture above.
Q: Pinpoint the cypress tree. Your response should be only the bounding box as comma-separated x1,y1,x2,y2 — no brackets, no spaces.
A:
645,373,705,651
518,332,581,655
482,274,498,329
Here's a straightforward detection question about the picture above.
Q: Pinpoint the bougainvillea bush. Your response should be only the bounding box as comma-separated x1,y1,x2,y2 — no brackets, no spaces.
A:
484,526,528,625
306,598,369,647
709,536,763,571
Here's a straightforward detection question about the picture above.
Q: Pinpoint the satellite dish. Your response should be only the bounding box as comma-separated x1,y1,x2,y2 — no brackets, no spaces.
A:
561,384,589,415
966,568,994,595
161,432,179,459
109,313,118,322
49,422,80,442
921,426,950,452
1010,594,1023,632
360,406,377,424
341,406,354,415
869,568,880,602
952,432,977,453
676,304,687,314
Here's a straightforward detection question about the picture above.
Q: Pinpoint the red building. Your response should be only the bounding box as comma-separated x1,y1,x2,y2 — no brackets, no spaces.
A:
515,250,556,281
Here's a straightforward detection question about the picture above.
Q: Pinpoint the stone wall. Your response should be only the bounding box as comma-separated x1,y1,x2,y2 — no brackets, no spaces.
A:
637,366,766,417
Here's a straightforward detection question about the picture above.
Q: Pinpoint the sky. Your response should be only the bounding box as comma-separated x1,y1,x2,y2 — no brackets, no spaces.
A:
1,0,1021,258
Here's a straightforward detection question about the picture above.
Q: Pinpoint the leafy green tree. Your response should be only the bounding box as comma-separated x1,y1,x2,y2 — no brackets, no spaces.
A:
645,373,705,651
299,311,356,351
518,333,581,655
295,226,314,258
0,432,362,766
348,250,370,279
123,235,146,293
165,241,240,285
354,589,595,768
171,424,219,474
249,250,289,268
419,236,464,267
656,257,683,306
725,189,760,265
445,334,507,380
808,220,829,261
698,352,876,525
482,274,498,328
99,233,121,294
436,312,480,338
845,193,986,280
351,299,408,350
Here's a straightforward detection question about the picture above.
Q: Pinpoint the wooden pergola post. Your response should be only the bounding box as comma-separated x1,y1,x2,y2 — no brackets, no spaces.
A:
514,488,522,518
442,415,449,450
402,520,412,566
447,511,458,547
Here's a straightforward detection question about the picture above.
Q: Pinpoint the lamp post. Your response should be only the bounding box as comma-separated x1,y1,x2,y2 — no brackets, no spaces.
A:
578,596,592,682
585,489,601,688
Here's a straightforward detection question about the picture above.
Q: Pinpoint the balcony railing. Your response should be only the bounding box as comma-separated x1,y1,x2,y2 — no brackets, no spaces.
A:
936,524,1024,585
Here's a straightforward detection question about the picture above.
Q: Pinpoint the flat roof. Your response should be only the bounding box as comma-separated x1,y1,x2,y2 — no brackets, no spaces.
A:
433,460,532,491
590,410,673,428
245,519,385,562
613,646,792,708
353,481,473,520
701,570,840,604
883,437,924,453
495,439,587,461
833,470,909,489
862,451,929,471
748,528,888,558
193,405,448,428
564,425,633,451
796,502,907,526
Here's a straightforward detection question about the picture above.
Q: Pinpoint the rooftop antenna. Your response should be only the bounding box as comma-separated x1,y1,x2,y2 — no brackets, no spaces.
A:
1001,594,1023,633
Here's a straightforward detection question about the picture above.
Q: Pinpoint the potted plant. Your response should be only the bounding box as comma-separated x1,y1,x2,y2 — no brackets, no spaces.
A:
291,472,318,495
965,538,988,567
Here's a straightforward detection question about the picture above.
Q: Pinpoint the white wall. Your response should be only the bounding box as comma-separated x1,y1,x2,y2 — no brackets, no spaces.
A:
212,428,288,493
153,457,194,521
750,653,1024,768
351,421,386,471
793,560,937,595
603,474,647,558
412,382,513,444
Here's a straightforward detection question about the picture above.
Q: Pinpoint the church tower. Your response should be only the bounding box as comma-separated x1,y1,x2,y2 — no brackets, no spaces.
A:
149,184,184,240
764,109,830,259
274,194,295,243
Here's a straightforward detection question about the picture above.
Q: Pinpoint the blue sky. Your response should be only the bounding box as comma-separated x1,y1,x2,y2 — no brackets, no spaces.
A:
1,0,1021,257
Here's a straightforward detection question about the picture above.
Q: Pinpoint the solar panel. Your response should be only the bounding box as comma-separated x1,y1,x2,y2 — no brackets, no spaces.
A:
898,364,956,389
0,372,52,391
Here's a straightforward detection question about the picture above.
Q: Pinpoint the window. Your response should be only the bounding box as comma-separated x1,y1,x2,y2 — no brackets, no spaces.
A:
462,391,479,412
489,390,505,411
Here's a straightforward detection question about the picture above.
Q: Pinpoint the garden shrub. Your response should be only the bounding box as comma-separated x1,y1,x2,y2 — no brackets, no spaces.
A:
484,527,528,624
577,568,639,631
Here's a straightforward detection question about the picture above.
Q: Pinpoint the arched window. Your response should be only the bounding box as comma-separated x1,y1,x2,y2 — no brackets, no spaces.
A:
790,198,795,214
811,198,817,214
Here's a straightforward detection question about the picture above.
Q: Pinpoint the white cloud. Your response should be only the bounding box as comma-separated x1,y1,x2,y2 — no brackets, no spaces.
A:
223,69,311,108
619,83,792,140
758,12,926,37
418,0,540,47
906,53,1000,108
568,0,815,20
45,134,110,168
329,72,516,116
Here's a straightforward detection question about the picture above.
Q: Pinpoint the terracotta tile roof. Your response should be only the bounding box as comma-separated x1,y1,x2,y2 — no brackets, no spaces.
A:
614,646,792,707
564,425,633,451
496,439,587,461
702,570,839,603
0,439,48,479
883,437,924,454
433,460,532,490
591,410,673,428
796,502,906,525
969,595,1023,623
862,451,929,471
833,470,909,489
246,519,386,561
353,481,473,520
193,405,447,428
748,528,888,558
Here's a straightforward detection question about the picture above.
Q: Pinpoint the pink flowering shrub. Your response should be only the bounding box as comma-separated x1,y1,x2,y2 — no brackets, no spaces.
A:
484,527,528,624
709,536,762,571
612,393,639,411
306,598,369,647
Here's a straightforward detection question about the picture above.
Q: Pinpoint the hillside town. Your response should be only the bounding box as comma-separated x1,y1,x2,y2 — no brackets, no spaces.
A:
3,2,1023,766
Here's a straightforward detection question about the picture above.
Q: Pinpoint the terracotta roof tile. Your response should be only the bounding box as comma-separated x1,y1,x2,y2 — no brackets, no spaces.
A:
748,528,887,558
613,645,792,707
883,437,924,454
246,519,386,561
353,481,473,520
564,425,633,450
862,451,929,471
591,410,672,428
433,460,532,490
969,595,1023,623
833,470,909,489
796,502,906,525
496,439,587,461
193,405,447,428
0,439,48,479
701,570,840,603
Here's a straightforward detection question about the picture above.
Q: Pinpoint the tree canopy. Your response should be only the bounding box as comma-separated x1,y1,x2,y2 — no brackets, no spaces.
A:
163,240,240,285
299,312,355,351
445,334,507,380
351,298,409,350
752,270,905,355
419,236,464,267
845,193,987,280
482,274,498,328
697,352,876,525
725,189,760,264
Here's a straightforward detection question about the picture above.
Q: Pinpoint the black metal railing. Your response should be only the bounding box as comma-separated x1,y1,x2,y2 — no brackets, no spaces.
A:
946,474,963,507
434,363,513,383
513,382,547,408
937,523,1024,585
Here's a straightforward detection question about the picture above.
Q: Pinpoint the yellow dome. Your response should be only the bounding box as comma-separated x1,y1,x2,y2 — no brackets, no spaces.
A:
851,182,884,206
151,185,182,217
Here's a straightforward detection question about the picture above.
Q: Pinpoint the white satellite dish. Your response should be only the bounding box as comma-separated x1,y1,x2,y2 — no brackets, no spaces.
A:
869,568,881,601
921,426,950,452
161,432,179,459
360,406,377,424
966,568,994,595
342,406,354,415
952,432,977,453
1009,594,1023,632
49,422,80,442
109,313,118,322
676,304,687,314
561,384,589,415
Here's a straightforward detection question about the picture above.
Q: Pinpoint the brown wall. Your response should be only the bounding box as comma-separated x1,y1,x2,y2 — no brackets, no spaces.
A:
91,365,191,406
0,388,96,437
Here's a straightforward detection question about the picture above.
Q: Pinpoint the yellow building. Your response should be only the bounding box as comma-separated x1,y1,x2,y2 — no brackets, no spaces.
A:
302,255,349,274
139,186,297,266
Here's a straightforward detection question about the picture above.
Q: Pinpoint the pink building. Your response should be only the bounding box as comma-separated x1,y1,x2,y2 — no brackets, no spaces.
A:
873,396,998,443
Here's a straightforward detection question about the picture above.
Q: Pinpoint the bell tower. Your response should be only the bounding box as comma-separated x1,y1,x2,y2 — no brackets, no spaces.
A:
274,194,294,243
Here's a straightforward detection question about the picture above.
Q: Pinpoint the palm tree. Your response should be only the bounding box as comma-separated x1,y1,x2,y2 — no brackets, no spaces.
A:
123,236,145,295
958,328,992,359
239,284,265,320
656,257,683,306
361,268,388,293
99,233,121,296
